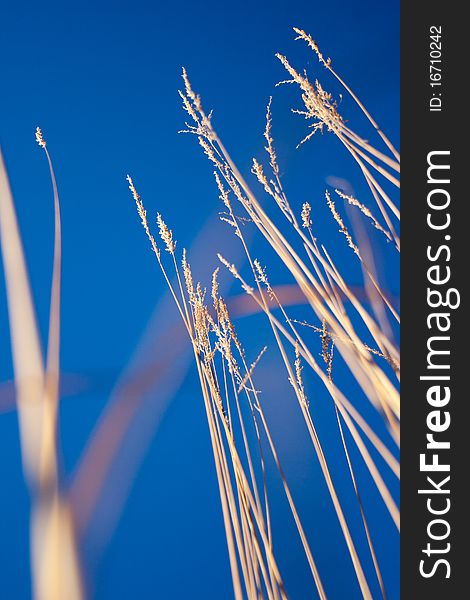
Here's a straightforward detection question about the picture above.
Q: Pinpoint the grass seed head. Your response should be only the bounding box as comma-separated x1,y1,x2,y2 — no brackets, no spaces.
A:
156,213,177,253
35,127,46,148
301,202,312,228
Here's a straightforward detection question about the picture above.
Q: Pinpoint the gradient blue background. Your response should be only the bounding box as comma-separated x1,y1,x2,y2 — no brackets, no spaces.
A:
0,1,399,598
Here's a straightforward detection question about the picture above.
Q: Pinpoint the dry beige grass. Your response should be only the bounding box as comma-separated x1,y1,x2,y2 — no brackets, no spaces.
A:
131,28,400,599
0,26,399,600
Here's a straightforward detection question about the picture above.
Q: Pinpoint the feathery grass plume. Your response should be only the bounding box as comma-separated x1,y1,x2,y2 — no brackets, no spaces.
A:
157,213,177,253
211,267,220,309
301,202,311,229
278,29,400,250
335,188,391,242
325,189,359,255
275,53,344,142
127,175,161,260
35,127,47,149
264,98,279,175
253,259,275,301
182,248,196,304
214,171,232,210
251,159,272,197
320,319,334,382
293,27,400,162
257,99,297,225
293,29,331,67
251,157,292,223
291,341,309,409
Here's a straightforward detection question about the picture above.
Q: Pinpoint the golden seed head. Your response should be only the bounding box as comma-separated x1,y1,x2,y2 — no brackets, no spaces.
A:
321,320,329,362
264,97,279,176
253,260,266,285
35,127,46,148
218,254,239,278
326,190,359,255
126,175,140,202
321,321,334,381
301,202,312,228
127,175,161,259
251,159,272,196
293,27,331,68
292,340,309,408
276,52,342,146
211,267,220,308
182,249,195,301
214,172,232,210
156,213,176,253
335,189,391,240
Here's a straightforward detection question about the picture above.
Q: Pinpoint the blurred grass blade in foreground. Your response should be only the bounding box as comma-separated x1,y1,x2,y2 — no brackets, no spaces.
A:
0,145,83,600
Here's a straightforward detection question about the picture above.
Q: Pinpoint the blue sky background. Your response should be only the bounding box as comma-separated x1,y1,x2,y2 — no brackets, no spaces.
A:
0,1,399,598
